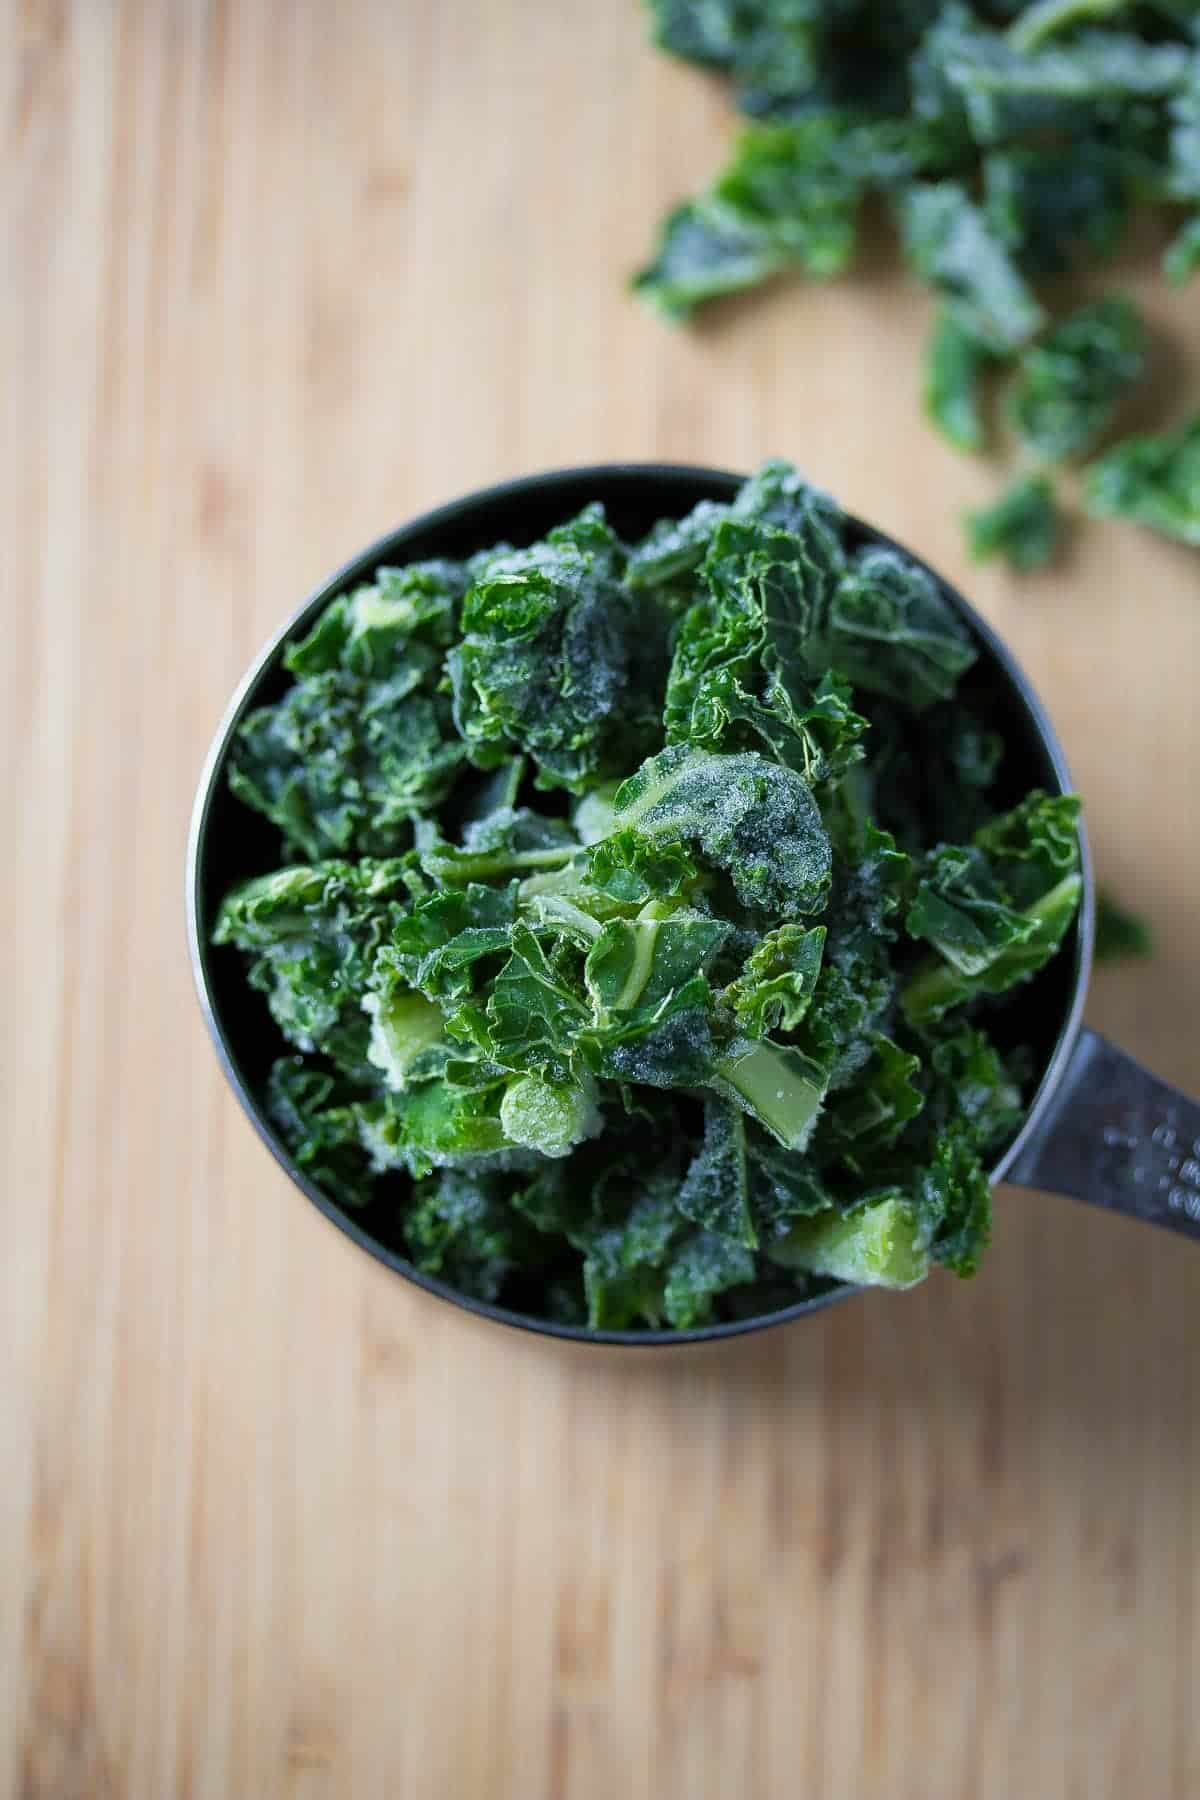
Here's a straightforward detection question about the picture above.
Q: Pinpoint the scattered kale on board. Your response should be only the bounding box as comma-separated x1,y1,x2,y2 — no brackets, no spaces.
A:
635,2,1200,564
966,473,1061,567
1084,414,1200,543
1094,889,1154,961
215,463,1084,1331
1008,297,1145,461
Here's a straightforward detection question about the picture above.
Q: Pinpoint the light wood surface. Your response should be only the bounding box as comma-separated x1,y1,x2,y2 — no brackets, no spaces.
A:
5,3,1199,1795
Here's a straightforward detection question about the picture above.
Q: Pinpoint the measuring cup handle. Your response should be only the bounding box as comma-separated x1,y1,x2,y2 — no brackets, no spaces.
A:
1007,1027,1200,1239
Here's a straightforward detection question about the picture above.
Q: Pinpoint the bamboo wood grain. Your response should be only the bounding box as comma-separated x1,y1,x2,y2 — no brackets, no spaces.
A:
3,2,1197,1795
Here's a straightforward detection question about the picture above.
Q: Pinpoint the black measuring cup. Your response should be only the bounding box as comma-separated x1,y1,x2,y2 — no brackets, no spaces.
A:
187,465,1200,1344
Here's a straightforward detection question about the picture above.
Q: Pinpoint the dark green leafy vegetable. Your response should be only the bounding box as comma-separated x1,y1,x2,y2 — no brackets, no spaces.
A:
404,1168,552,1303
448,506,669,792
1084,415,1200,544
214,861,418,1073
632,197,796,320
267,1058,377,1211
608,741,832,911
229,561,469,859
830,544,979,707
216,464,1082,1330
900,181,1046,352
966,473,1061,568
636,1,1200,566
1095,889,1154,960
1165,213,1200,281
924,308,1005,451
903,791,1084,1020
1007,2,1139,59
1008,298,1145,460
983,145,1130,276
633,117,869,317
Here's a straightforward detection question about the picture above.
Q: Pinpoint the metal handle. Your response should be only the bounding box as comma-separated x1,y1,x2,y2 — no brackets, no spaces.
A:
1008,1026,1200,1239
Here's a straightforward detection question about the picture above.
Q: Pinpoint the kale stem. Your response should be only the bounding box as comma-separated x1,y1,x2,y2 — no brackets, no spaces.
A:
902,872,1083,1020
431,845,582,884
716,1040,826,1151
1009,0,1132,54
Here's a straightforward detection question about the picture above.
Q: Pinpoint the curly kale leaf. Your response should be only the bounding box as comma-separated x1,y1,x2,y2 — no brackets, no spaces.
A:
404,1169,547,1303
1165,212,1200,282
912,1126,993,1276
267,1057,378,1210
229,559,471,859
584,830,701,905
483,920,593,1083
611,741,833,911
584,908,730,1027
645,1,951,119
983,146,1131,277
817,1033,925,1167
665,513,867,786
731,456,850,538
663,1231,759,1327
900,181,1046,352
417,808,581,887
579,1178,684,1329
677,1100,757,1245
666,500,974,763
800,821,911,1084
448,505,664,792
920,10,1191,145
353,1082,515,1181
645,0,747,71
625,499,733,590
864,698,1005,852
229,671,466,861
632,197,800,320
284,559,466,676
917,1022,1026,1154
1167,57,1200,201
214,861,416,1074
1095,889,1154,960
633,111,943,318
1084,414,1200,544
526,1137,757,1330
367,879,519,1067
1009,298,1146,461
721,921,826,1036
582,1183,756,1330
701,118,870,270
769,1114,994,1284
907,844,1044,977
633,117,865,317
828,544,979,709
924,307,1007,451
966,474,1061,570
903,791,1083,1021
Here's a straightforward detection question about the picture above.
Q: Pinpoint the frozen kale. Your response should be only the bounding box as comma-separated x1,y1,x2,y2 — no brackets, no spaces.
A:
636,2,1200,563
215,465,1082,1330
966,473,1062,568
1084,415,1200,544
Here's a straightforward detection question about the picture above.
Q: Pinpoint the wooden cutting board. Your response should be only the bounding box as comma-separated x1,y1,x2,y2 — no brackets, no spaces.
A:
4,3,1197,1795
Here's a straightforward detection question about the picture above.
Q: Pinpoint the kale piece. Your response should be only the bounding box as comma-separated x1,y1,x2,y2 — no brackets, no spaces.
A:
966,474,1061,569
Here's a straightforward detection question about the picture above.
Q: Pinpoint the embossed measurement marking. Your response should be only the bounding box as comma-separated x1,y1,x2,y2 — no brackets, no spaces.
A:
1100,1113,1200,1218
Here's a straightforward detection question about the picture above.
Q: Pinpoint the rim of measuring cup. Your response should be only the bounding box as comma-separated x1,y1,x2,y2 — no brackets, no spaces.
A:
187,464,1094,1347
